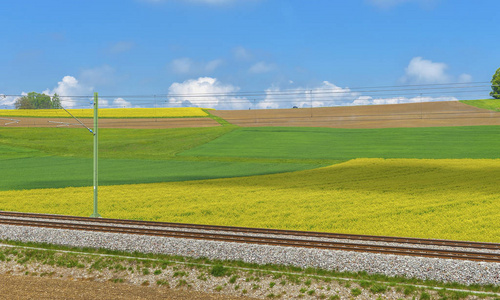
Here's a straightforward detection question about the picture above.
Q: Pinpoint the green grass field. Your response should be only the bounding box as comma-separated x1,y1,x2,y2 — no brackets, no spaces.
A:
181,126,500,159
0,156,323,190
1,125,500,191
460,99,500,111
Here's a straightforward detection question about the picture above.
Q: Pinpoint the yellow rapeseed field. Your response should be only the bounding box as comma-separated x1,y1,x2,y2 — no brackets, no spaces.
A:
1,158,499,242
0,107,209,118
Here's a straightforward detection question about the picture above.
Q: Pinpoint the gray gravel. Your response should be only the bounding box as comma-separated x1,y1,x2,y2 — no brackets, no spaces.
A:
0,223,499,286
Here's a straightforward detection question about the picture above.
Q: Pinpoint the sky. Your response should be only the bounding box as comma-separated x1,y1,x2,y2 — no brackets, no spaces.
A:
1,0,498,109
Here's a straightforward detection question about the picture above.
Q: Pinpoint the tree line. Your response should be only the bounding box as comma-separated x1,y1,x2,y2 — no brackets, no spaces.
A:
14,92,62,109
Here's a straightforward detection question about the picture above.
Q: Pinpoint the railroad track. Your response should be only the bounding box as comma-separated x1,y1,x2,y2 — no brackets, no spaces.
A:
0,211,499,263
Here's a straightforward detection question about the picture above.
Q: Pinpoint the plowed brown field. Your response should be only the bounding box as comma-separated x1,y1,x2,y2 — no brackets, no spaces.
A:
0,274,249,300
0,117,219,129
2,101,499,129
212,101,500,128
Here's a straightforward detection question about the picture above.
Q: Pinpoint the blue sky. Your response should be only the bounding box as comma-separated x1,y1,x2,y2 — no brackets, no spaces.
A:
1,0,498,109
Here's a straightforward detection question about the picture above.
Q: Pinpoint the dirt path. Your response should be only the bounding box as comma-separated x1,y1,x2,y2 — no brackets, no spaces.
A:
0,273,251,300
211,101,500,128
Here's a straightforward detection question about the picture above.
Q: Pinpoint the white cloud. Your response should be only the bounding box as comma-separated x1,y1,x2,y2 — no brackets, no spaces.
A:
401,57,450,84
170,58,223,74
400,57,473,85
256,80,461,109
249,61,276,74
43,76,93,108
167,77,251,110
112,97,132,108
100,97,133,108
0,95,18,109
107,41,134,54
257,81,359,109
352,95,457,106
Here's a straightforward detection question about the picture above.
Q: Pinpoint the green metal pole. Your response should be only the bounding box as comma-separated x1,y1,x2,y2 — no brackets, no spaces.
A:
91,92,101,218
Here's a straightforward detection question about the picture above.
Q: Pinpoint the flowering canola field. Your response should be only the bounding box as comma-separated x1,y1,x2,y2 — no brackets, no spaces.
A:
0,107,209,118
1,158,499,242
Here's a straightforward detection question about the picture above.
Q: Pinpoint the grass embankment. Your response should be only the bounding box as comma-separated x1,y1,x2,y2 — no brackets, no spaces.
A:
1,158,500,242
0,107,209,118
460,99,500,112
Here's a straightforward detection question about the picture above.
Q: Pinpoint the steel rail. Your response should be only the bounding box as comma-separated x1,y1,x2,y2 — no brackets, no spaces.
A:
0,211,498,251
0,216,499,263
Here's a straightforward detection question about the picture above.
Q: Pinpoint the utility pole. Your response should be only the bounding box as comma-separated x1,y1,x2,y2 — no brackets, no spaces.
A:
91,92,101,218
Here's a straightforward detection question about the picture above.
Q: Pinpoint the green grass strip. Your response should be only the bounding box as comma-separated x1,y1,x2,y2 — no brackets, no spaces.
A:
460,99,500,112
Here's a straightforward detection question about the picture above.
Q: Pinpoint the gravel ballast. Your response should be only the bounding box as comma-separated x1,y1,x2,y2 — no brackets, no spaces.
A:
0,224,499,286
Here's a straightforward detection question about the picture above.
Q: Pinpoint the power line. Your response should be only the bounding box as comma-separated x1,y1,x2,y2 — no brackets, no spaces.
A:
1,82,498,99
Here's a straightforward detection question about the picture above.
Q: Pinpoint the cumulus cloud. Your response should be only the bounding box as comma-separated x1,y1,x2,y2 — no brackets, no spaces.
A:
42,76,93,108
0,95,19,109
257,80,463,109
249,61,276,74
401,57,450,84
170,58,223,74
400,57,473,85
167,77,251,110
99,97,133,108
164,77,462,111
352,95,457,106
257,81,359,109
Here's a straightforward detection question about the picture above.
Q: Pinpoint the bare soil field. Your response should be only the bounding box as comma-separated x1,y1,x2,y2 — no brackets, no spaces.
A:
0,274,249,300
211,101,500,128
0,117,219,129
2,101,499,129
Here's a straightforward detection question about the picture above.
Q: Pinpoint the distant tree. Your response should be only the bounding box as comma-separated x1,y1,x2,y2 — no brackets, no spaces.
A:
491,68,500,99
51,93,62,109
14,92,62,109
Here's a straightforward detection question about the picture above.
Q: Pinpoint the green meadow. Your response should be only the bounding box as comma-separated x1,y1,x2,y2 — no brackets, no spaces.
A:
1,125,500,191
460,99,500,112
181,126,500,159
